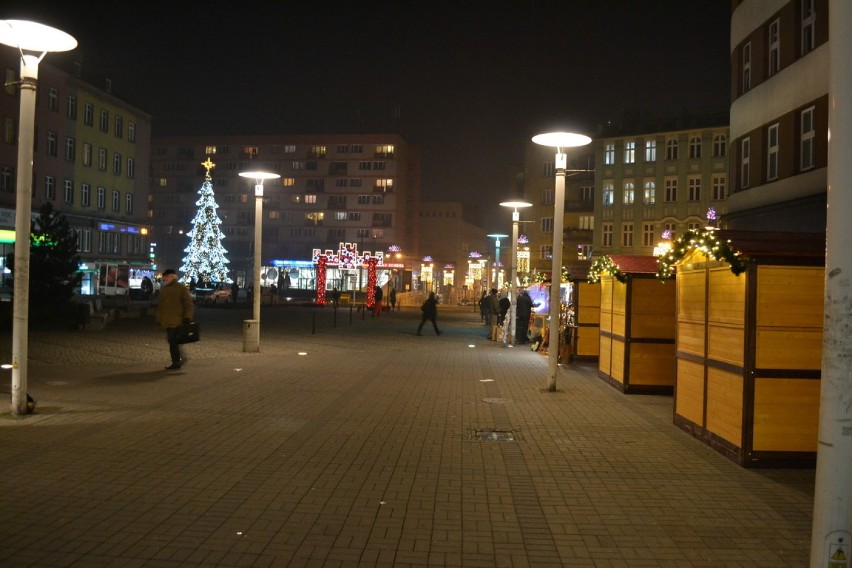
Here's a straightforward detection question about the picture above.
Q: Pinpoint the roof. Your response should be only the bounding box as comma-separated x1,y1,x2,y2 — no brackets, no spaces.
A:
608,255,659,274
720,230,825,261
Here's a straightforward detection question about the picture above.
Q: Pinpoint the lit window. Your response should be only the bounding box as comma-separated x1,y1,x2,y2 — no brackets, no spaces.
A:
643,181,656,205
624,141,635,164
604,143,615,165
645,140,656,162
623,182,635,205
602,183,614,206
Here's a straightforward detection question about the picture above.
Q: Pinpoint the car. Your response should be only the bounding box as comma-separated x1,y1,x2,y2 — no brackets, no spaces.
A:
207,283,232,303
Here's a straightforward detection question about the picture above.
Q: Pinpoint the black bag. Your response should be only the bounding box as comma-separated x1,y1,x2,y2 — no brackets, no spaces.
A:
175,321,200,344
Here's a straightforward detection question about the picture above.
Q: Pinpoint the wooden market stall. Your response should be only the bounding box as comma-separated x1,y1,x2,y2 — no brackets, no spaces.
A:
571,279,601,361
595,255,676,394
668,230,825,467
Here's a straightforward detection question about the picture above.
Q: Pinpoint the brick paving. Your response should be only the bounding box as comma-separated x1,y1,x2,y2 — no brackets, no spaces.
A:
0,303,814,567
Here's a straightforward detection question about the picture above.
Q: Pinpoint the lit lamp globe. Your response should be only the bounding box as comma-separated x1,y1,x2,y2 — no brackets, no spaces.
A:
532,131,592,391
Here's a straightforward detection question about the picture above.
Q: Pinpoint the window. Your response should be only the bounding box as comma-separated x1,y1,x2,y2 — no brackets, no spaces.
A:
712,175,727,200
643,181,656,205
81,183,90,207
769,19,781,76
4,69,14,96
64,137,75,161
66,95,77,119
623,182,635,205
604,143,615,165
45,176,55,200
113,152,122,175
689,136,702,159
284,144,296,154
282,177,296,187
642,223,656,247
624,141,635,164
602,183,614,206
48,88,58,111
579,215,594,230
688,177,701,201
645,140,656,162
97,186,105,209
99,109,109,132
0,166,12,193
112,190,120,211
602,223,613,248
128,122,136,142
114,116,123,138
82,143,92,167
665,178,678,202
741,137,751,188
802,0,815,56
4,117,15,144
541,187,553,206
666,138,678,160
713,134,727,157
305,195,317,204
543,162,554,178
801,107,815,171
375,144,394,157
621,223,634,247
77,229,91,252
742,42,752,92
539,245,553,260
47,131,57,156
688,222,702,232
126,193,133,214
541,217,553,233
127,157,135,179
664,222,677,240
580,186,593,202
577,244,593,260
375,178,394,193
98,148,107,171
767,123,779,181
84,103,93,126
64,179,73,203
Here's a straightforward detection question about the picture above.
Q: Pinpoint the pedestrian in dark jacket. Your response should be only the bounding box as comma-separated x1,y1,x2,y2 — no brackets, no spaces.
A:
515,290,537,344
417,292,441,335
156,269,194,370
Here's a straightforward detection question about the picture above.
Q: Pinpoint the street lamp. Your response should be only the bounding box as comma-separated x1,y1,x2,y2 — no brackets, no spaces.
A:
499,200,532,346
238,170,280,352
532,131,591,391
0,20,76,415
486,233,508,289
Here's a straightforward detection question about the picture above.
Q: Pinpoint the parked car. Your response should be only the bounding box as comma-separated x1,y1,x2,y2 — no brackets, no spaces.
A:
207,283,232,303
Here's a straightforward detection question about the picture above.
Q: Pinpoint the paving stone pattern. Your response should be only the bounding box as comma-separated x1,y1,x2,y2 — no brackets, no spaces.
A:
0,304,814,567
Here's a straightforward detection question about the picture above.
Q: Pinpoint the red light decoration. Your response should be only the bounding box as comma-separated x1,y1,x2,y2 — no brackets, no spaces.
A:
316,255,327,305
366,257,378,307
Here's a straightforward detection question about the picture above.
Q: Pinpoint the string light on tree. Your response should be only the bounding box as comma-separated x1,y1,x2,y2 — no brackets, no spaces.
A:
180,158,232,285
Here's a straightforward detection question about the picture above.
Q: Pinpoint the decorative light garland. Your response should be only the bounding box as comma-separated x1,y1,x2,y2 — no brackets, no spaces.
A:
655,229,746,281
587,255,625,284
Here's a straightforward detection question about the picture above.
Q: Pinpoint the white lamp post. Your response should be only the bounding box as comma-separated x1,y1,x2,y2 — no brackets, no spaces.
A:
486,233,508,289
500,200,532,346
238,171,280,352
0,20,76,415
532,131,591,391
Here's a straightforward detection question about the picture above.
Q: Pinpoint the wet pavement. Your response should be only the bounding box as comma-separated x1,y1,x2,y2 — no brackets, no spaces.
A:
0,303,814,566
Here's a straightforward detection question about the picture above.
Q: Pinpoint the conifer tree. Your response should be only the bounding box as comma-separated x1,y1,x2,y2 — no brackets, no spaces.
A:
180,158,231,285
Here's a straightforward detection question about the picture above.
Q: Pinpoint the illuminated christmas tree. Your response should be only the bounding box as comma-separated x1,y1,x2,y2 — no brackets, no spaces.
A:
180,158,232,284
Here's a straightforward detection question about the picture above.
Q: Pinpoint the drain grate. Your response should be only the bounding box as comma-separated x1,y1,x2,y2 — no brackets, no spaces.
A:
466,429,520,442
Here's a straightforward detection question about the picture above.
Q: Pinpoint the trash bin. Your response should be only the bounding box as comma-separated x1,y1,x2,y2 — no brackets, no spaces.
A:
242,319,259,352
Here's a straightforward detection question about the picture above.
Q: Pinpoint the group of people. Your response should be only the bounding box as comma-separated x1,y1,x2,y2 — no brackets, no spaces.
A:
480,288,537,344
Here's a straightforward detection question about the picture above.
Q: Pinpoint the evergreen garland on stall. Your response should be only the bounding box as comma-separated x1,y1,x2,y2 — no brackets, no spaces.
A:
655,229,747,281
587,255,626,284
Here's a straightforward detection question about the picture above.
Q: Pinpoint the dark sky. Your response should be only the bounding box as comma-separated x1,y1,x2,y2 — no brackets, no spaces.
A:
9,1,731,231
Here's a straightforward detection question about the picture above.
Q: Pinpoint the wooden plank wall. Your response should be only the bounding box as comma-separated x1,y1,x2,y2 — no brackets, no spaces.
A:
574,281,601,360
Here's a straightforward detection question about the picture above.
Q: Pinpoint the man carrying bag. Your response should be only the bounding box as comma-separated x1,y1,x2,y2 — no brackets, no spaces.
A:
156,269,195,370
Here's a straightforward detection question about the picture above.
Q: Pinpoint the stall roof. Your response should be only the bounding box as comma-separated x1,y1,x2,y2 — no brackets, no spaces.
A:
608,255,659,274
720,230,825,261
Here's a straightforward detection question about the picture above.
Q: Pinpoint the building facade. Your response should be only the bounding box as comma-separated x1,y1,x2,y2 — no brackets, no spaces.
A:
0,52,153,296
726,0,828,231
148,134,421,288
593,117,730,256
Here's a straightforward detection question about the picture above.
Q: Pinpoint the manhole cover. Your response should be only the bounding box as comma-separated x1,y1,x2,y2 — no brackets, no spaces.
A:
465,429,520,442
482,397,511,404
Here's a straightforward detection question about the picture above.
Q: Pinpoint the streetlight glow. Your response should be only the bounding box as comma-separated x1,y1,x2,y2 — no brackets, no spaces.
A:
533,131,591,391
0,20,76,415
238,170,280,352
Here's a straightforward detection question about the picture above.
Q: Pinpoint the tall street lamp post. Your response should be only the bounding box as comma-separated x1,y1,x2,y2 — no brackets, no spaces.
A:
238,171,280,352
0,20,76,415
532,132,591,392
486,233,508,290
500,200,532,346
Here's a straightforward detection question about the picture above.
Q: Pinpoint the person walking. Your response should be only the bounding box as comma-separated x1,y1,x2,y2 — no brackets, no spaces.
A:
487,288,500,340
156,269,194,370
373,284,384,316
416,291,441,335
231,280,239,304
389,286,397,311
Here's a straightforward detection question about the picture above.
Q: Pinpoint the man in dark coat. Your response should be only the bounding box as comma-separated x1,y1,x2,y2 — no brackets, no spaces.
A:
515,290,536,344
417,292,441,335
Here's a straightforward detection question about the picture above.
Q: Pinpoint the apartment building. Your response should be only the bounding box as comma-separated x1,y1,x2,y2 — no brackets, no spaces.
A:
0,52,153,295
593,116,730,255
726,0,828,231
148,134,421,285
522,143,595,280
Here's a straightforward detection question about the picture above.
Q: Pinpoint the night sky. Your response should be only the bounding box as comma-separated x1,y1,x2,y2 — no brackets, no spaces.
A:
8,1,731,231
